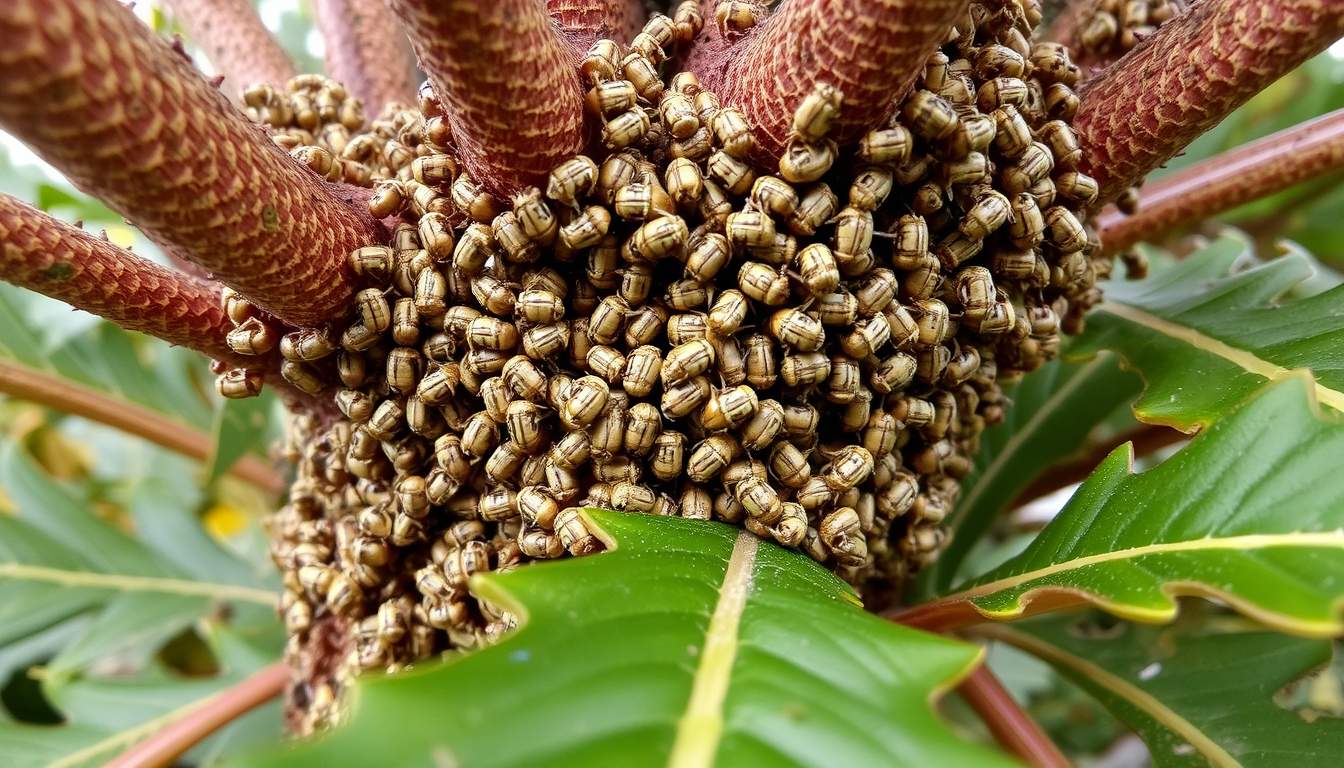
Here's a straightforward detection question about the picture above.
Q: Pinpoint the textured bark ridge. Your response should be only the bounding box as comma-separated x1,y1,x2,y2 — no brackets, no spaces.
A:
1075,0,1344,204
695,0,970,163
1098,108,1344,254
387,0,587,196
546,0,645,48
312,0,419,114
0,0,381,328
164,0,297,95
0,194,243,365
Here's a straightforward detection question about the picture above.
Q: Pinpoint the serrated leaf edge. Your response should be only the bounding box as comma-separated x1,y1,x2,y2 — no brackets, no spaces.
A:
1098,301,1344,414
0,563,276,605
928,532,1344,637
972,624,1242,768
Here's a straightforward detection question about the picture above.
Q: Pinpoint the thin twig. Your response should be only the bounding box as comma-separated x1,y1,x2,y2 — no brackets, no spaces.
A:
1098,108,1344,255
957,663,1073,768
102,662,289,768
0,359,285,495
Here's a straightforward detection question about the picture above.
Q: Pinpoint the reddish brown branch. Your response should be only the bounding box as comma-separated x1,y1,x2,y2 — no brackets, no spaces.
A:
957,664,1072,768
0,359,286,495
1098,108,1344,254
1045,0,1101,55
693,0,968,163
387,0,587,196
1076,0,1344,205
547,0,643,48
312,0,419,114
0,0,383,328
164,0,296,95
0,193,246,363
104,662,288,768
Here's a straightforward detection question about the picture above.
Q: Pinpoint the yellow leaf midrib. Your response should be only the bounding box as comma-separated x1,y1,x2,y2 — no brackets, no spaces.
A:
1099,301,1344,413
957,531,1344,603
667,530,759,768
974,624,1243,768
0,562,276,604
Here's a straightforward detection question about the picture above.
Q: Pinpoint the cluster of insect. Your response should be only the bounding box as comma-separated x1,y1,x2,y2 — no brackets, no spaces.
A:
215,0,1120,730
1073,0,1186,63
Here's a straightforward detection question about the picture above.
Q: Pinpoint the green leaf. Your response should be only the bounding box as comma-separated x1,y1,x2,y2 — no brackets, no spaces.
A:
919,353,1144,596
912,373,1344,636
1073,235,1344,431
229,513,1019,768
206,392,275,485
0,436,284,764
981,614,1344,767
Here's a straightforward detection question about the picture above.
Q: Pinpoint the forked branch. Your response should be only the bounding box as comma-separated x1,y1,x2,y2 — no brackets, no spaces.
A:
0,194,243,363
312,0,419,114
386,0,587,195
1098,108,1344,254
0,0,383,328
1075,0,1344,204
695,0,970,162
163,0,296,96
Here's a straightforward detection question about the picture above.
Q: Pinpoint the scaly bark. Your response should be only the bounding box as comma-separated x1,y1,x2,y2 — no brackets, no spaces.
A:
690,0,969,163
312,0,419,114
387,0,587,196
164,0,296,95
1098,108,1344,254
547,0,644,48
0,193,244,364
0,0,382,328
1076,0,1344,205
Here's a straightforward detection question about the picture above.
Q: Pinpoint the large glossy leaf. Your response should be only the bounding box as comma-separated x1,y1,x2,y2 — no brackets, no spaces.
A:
919,353,1144,596
230,512,1019,768
0,437,283,765
903,373,1344,636
979,614,1344,767
1072,236,1344,431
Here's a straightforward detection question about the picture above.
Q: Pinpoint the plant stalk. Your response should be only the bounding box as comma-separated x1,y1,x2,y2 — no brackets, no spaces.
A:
312,0,419,114
0,0,383,328
102,662,288,768
163,0,296,97
0,359,286,495
1098,107,1344,254
1075,0,1344,205
385,0,588,196
690,0,970,163
0,193,244,365
957,664,1073,768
